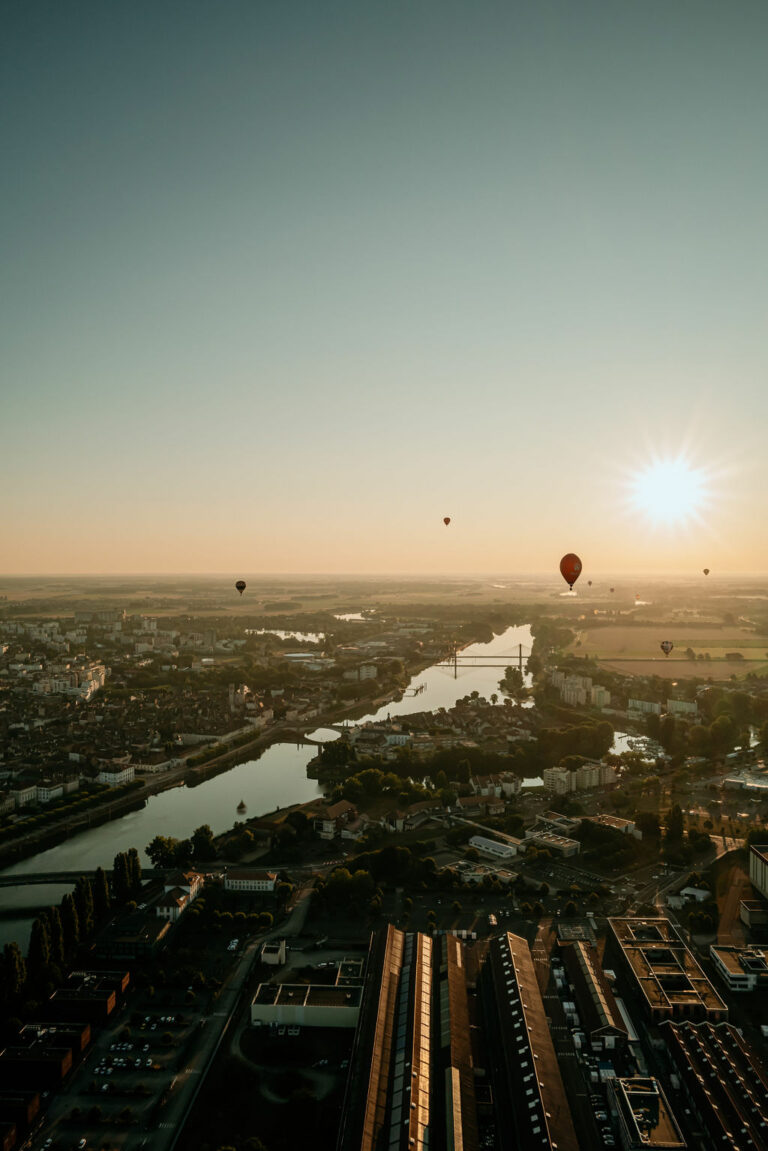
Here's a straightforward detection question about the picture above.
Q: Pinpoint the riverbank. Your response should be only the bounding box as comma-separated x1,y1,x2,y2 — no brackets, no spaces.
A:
0,677,418,871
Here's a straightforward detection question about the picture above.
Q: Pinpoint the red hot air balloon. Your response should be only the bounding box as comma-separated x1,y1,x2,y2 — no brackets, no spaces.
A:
703,568,710,576
443,517,451,526
559,553,582,590
660,640,673,657
235,580,246,596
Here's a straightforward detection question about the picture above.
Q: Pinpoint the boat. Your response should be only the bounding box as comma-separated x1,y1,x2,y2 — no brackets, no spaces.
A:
236,799,247,813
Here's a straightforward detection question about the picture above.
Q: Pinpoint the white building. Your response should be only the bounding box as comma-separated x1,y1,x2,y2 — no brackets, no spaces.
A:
98,764,135,787
666,699,698,717
709,945,768,992
10,783,37,808
542,767,574,795
628,699,662,716
469,835,518,861
224,869,278,893
590,685,611,708
36,782,64,804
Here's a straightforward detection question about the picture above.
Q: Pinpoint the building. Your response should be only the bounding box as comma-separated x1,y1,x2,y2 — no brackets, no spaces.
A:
559,941,627,1050
251,982,362,1029
666,699,698,717
97,764,135,787
469,835,518,861
749,844,768,901
709,945,768,992
542,766,573,795
315,799,358,840
260,939,287,966
607,1078,686,1150
36,781,64,804
662,1021,768,1151
608,918,727,1024
224,869,277,893
483,933,579,1151
337,926,480,1151
155,889,190,923
523,828,580,857
628,699,662,716
585,814,641,838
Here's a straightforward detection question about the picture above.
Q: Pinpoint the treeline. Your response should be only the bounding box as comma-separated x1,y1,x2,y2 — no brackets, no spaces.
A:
145,824,217,867
0,849,141,1027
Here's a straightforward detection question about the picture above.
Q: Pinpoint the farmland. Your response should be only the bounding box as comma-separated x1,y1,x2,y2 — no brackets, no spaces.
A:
569,624,768,680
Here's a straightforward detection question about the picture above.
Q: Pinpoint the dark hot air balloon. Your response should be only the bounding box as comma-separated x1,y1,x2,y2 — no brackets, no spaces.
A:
235,580,246,596
703,568,710,576
443,517,451,526
610,587,615,593
587,580,592,587
660,640,673,657
559,553,582,590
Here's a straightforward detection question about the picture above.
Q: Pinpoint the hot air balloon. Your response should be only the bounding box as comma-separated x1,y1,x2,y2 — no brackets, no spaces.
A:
703,568,710,576
559,553,582,590
587,580,592,587
443,517,451,526
660,640,674,657
610,587,615,593
235,580,246,596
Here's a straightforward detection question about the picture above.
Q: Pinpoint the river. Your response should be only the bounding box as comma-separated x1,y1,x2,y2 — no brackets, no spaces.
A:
0,624,533,948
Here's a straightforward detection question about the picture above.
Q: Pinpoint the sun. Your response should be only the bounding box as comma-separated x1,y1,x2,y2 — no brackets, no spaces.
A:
630,458,709,526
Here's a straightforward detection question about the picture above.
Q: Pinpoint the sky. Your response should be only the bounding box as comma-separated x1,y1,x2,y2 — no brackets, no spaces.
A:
3,1,768,575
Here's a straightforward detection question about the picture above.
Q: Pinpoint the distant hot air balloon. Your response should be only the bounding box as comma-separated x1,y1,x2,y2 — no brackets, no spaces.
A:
587,580,592,587
610,587,615,593
703,568,710,576
559,553,582,590
443,517,451,526
235,580,246,596
660,640,674,657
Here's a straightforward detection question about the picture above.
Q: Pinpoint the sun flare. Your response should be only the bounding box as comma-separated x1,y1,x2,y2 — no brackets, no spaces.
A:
630,458,709,526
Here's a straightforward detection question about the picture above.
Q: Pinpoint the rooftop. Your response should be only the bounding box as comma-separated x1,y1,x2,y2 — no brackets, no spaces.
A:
611,1078,685,1149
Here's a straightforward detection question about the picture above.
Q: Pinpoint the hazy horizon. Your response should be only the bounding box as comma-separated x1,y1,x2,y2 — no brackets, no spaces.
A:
4,2,768,575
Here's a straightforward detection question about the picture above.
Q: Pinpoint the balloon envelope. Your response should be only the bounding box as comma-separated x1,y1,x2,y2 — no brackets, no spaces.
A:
235,580,246,596
660,640,674,656
703,568,710,576
559,553,582,589
443,517,451,526
610,587,615,593
587,580,592,586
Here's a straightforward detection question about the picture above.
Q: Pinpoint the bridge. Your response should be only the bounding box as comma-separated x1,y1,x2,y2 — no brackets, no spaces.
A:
0,868,163,888
436,643,532,677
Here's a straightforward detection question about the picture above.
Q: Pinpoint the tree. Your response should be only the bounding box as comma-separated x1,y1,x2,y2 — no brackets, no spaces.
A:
191,825,216,861
127,847,142,889
93,867,111,920
145,836,181,869
74,876,95,938
2,942,27,1005
61,892,80,955
112,852,132,903
27,916,51,978
665,804,684,845
45,906,66,967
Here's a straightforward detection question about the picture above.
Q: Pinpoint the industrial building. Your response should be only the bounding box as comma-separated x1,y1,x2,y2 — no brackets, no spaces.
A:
559,940,627,1050
662,1021,768,1151
337,926,479,1151
482,932,579,1151
608,918,727,1023
607,1078,686,1149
